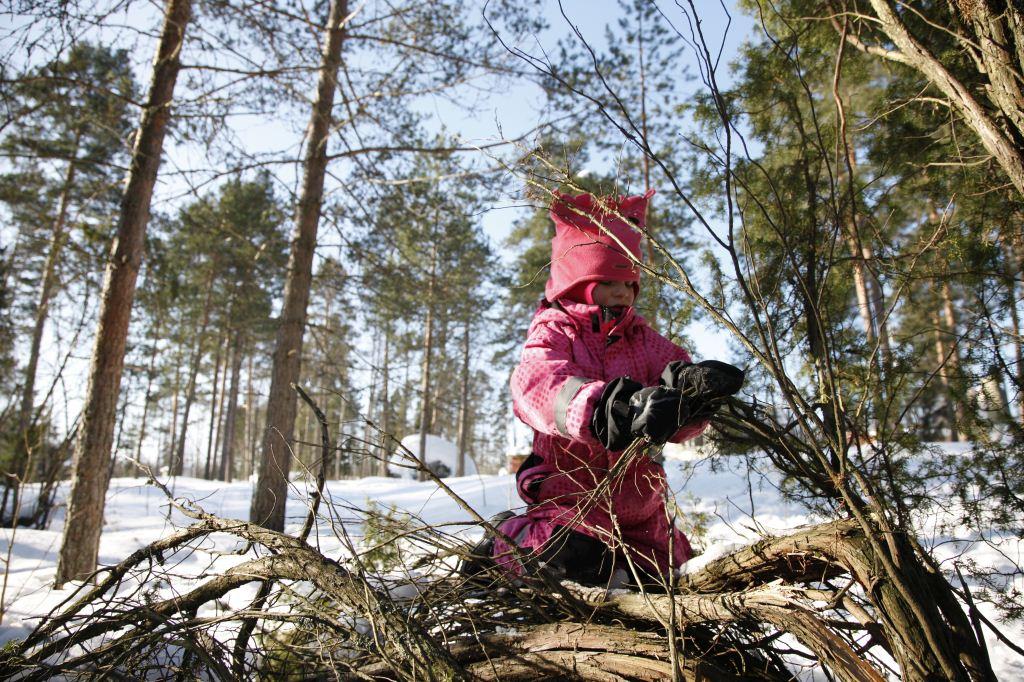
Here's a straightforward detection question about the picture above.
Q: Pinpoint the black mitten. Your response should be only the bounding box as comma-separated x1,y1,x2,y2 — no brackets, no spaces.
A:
628,386,690,445
591,376,643,451
661,359,745,418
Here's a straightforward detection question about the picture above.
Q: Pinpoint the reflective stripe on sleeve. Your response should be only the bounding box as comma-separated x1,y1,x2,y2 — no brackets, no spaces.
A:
554,376,592,437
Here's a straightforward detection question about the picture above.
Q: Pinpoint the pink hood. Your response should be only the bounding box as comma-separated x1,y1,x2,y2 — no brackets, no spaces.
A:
544,190,654,303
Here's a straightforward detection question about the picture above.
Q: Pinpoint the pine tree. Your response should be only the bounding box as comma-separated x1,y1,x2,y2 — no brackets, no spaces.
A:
249,0,348,531
55,0,192,587
0,43,136,510
352,148,493,478
139,175,287,479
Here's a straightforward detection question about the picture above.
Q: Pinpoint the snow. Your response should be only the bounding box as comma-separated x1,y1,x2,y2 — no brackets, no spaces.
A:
388,433,478,479
0,445,1021,679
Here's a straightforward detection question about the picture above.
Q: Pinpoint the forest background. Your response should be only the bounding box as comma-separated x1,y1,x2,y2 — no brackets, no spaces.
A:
1,0,760,534
1,0,1024,678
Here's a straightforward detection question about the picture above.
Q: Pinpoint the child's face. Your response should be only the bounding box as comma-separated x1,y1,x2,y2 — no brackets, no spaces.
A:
592,280,636,307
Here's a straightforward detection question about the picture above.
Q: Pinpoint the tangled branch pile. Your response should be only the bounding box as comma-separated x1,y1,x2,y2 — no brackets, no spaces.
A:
0,483,920,681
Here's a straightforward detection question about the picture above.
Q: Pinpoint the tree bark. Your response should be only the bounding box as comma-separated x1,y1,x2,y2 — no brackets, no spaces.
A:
203,334,224,480
212,334,230,476
636,4,660,280
417,244,437,481
417,306,434,481
1004,235,1024,425
111,380,132,477
379,326,391,477
939,279,968,439
173,339,203,477
172,269,217,477
250,0,349,531
336,398,347,479
832,47,893,377
244,353,255,480
18,132,80,457
133,322,161,462
362,330,379,478
166,363,181,474
932,309,959,441
456,315,471,477
962,1,1024,142
430,307,448,435
55,0,192,587
10,139,81,524
219,333,243,482
399,360,411,443
861,0,1024,199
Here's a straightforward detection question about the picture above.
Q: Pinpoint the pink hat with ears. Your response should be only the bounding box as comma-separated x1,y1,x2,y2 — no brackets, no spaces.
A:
544,189,654,303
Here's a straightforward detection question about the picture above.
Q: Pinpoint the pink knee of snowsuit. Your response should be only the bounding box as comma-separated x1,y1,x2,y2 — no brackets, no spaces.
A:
493,296,707,578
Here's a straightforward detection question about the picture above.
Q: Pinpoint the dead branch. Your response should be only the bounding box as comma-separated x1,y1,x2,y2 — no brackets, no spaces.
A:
0,506,915,681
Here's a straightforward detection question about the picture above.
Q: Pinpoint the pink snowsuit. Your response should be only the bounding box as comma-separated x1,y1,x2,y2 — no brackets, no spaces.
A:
493,298,706,578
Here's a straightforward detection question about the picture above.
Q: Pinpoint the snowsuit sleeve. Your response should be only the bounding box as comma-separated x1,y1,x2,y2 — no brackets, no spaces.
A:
510,319,605,448
640,327,709,444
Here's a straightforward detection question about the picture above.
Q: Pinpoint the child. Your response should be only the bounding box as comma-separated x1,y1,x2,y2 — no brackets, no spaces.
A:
468,189,743,586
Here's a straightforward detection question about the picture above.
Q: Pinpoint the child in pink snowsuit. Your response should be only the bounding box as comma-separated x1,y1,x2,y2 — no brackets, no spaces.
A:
488,190,742,585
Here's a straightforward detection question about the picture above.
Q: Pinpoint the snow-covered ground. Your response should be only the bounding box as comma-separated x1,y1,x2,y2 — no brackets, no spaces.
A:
1,446,1021,679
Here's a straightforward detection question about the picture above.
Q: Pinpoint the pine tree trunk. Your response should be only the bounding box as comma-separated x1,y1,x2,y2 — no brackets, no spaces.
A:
166,364,181,474
400,363,411,441
339,395,352,475
110,384,131,478
939,279,968,440
456,316,471,477
203,334,224,480
861,242,892,368
379,327,391,477
1004,237,1024,425
362,330,379,478
863,0,1024,200
0,232,20,307
9,144,81,525
250,0,349,531
244,353,255,480
173,337,204,477
173,352,198,477
835,48,898,447
431,310,448,435
173,270,217,477
297,395,310,474
212,335,229,477
417,245,437,482
635,4,659,278
18,134,80,459
133,322,161,462
834,84,892,377
931,308,959,442
55,0,192,587
219,333,243,482
417,305,434,482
